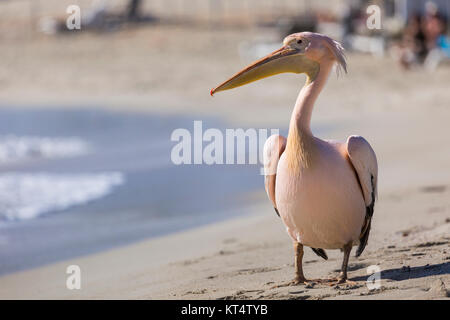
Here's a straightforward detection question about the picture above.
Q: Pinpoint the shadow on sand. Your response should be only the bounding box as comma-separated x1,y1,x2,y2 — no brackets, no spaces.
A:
351,262,450,282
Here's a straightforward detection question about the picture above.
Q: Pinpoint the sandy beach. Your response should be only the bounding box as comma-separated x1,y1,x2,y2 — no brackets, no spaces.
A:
0,2,449,299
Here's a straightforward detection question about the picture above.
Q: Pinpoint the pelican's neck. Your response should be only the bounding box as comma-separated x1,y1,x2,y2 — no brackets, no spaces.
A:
286,60,334,169
291,59,333,133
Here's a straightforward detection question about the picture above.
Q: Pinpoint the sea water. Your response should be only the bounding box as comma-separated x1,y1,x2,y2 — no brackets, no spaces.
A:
0,108,265,275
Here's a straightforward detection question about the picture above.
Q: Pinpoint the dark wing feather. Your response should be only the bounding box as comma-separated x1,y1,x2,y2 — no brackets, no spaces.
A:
274,207,280,217
356,175,375,257
311,248,328,260
346,136,378,257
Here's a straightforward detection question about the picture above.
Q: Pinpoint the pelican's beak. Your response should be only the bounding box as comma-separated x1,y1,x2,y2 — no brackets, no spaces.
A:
211,45,304,96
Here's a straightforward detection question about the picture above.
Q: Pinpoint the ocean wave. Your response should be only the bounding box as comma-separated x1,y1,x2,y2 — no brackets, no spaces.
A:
0,172,124,222
0,135,89,164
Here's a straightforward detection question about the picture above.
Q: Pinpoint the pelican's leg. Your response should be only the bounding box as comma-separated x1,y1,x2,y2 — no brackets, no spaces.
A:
327,241,356,286
270,242,308,288
337,242,352,283
293,241,307,284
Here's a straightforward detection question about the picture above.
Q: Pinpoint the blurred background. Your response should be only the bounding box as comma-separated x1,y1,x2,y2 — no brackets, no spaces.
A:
0,0,449,276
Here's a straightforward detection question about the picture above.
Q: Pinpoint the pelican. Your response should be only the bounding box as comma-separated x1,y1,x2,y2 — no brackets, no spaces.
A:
211,32,378,285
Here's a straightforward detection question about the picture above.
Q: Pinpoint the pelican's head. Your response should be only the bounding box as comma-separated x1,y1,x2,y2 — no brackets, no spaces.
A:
210,32,346,96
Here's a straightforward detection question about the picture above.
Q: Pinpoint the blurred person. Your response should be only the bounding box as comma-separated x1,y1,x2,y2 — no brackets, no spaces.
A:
396,2,447,70
424,31,450,71
422,1,446,51
422,1,448,70
397,13,427,69
342,5,364,48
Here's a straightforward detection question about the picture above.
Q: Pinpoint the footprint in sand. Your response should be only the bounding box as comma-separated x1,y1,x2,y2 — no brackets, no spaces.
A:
233,266,280,275
183,288,207,295
414,241,449,248
420,185,447,193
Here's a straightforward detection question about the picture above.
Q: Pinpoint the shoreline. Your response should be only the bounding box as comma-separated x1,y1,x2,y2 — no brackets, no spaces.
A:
0,204,268,299
0,106,267,276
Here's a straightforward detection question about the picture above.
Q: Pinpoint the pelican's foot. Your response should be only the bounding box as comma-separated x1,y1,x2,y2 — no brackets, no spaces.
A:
270,277,327,289
270,277,307,288
325,276,358,287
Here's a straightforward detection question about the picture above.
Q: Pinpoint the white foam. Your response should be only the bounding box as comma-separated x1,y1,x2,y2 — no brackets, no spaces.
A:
0,135,89,164
0,172,124,222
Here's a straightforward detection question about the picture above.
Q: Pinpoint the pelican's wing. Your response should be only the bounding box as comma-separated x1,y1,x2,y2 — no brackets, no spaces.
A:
263,134,286,217
346,135,378,257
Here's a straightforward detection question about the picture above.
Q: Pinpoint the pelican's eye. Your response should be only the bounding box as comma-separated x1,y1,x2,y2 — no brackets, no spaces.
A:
290,38,308,52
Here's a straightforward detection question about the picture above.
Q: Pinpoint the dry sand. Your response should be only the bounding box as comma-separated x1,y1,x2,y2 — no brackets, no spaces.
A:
0,16,449,299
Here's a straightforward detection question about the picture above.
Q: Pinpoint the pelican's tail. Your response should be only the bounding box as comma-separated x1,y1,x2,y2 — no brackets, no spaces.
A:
311,248,328,260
